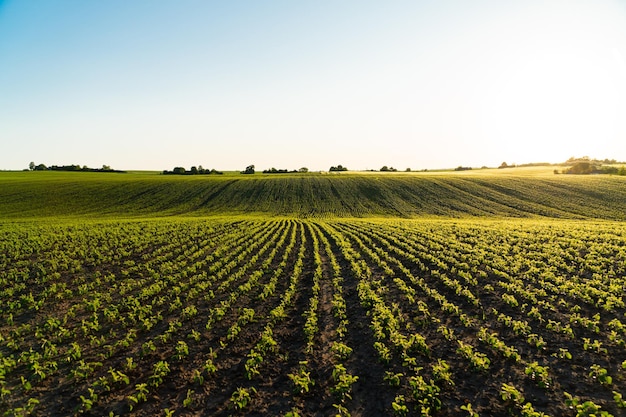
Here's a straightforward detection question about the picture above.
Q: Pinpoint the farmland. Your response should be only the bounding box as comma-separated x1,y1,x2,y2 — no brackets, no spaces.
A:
2,169,626,219
2,171,626,416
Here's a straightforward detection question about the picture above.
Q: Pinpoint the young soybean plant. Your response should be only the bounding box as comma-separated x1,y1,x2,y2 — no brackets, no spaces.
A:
288,361,314,394
525,362,551,389
460,402,479,417
230,387,256,410
589,364,612,387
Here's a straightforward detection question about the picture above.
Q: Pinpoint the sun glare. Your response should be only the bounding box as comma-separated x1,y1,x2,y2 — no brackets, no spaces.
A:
469,2,625,163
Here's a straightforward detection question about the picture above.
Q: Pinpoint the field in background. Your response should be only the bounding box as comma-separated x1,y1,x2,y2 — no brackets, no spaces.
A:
1,169,626,219
1,170,626,416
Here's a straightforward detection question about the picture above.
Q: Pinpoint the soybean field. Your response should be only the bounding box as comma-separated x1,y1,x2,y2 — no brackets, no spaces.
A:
3,170,626,220
2,217,626,416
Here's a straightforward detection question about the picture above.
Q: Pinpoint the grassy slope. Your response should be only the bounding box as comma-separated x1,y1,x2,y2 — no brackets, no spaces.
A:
1,168,626,220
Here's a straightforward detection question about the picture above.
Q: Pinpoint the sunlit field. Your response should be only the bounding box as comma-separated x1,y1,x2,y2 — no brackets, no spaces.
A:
2,169,626,219
3,0,626,415
2,171,626,416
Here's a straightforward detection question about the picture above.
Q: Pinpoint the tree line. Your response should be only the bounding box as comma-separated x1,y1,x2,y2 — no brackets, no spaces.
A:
262,167,309,174
28,162,123,173
244,165,347,174
162,166,223,175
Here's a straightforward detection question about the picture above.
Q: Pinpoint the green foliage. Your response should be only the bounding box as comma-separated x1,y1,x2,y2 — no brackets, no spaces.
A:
565,392,615,417
613,391,626,408
460,402,479,417
500,383,524,404
149,361,170,387
331,342,353,361
457,341,490,371
173,341,189,360
525,362,551,389
288,362,314,394
384,371,403,387
182,389,194,408
391,395,409,417
127,383,148,411
230,387,256,410
408,374,442,415
432,359,454,386
589,364,612,386
330,364,358,401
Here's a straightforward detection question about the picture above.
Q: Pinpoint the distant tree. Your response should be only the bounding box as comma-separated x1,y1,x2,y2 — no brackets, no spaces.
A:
190,166,198,175
299,167,309,173
29,161,35,171
405,168,411,172
172,167,186,174
329,165,348,172
34,163,47,171
564,161,595,175
380,166,389,172
499,162,508,169
242,165,255,174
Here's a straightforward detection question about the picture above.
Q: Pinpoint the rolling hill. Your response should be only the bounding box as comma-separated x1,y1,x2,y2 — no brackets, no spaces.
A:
1,169,626,219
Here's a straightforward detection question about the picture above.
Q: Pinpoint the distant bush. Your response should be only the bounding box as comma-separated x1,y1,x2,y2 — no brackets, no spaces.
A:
454,166,472,171
380,166,397,172
329,165,348,172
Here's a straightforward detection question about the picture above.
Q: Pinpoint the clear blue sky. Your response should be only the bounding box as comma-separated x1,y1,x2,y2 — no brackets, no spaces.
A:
1,0,626,171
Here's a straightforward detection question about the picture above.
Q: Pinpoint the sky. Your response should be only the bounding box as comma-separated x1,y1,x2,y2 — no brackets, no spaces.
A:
1,0,626,171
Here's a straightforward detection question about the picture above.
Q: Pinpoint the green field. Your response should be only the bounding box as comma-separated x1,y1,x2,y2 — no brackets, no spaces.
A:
2,169,626,416
2,169,626,219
